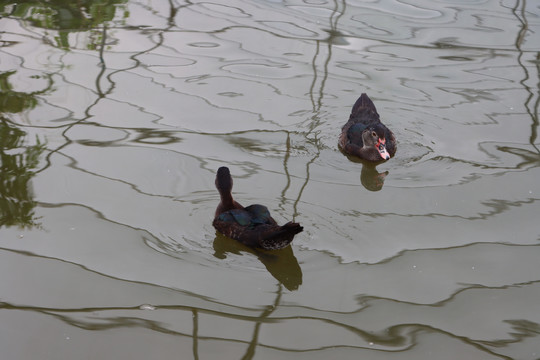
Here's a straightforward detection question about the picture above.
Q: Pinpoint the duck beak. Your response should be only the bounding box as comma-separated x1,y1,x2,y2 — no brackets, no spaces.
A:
377,138,390,160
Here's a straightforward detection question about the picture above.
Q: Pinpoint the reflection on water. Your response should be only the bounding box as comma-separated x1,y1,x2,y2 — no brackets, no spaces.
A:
340,152,389,191
360,164,387,192
0,71,38,113
0,0,128,48
213,232,302,291
0,117,45,228
1,0,540,358
0,69,48,228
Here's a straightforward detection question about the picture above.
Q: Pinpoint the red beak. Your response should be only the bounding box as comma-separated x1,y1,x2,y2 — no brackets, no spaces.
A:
377,138,390,160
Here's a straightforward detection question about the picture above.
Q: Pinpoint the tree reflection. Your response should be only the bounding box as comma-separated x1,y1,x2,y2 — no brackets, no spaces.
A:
0,71,38,113
0,117,45,228
0,69,49,228
0,0,128,49
511,0,540,154
0,70,53,110
0,65,54,228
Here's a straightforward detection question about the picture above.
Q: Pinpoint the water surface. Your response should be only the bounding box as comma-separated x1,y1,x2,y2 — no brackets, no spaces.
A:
1,0,539,359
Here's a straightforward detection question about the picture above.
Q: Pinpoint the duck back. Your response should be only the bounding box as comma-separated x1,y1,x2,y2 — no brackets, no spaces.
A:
339,93,397,161
213,167,303,249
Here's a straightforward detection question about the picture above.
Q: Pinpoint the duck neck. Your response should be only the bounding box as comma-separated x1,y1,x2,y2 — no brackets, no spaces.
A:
218,188,234,207
359,146,386,162
216,167,235,210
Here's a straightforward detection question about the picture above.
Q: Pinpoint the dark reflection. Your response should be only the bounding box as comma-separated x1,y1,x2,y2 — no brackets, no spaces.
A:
360,164,388,192
322,28,349,46
511,0,540,154
0,69,48,228
0,71,52,113
497,145,540,168
504,319,540,345
0,71,37,113
438,56,474,61
0,0,128,48
191,309,199,360
0,117,46,228
240,284,284,360
341,151,389,191
476,142,540,172
5,247,531,358
286,0,348,217
133,129,183,145
212,232,302,291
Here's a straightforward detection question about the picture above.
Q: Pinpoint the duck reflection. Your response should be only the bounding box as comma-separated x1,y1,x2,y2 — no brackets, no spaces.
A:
212,232,302,291
361,164,388,192
341,153,389,191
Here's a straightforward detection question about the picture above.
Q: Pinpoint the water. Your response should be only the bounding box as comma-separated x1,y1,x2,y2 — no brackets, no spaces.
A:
1,0,539,359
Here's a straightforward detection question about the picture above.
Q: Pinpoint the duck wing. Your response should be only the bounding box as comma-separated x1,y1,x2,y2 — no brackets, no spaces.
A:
213,206,302,250
258,222,303,250
350,93,380,122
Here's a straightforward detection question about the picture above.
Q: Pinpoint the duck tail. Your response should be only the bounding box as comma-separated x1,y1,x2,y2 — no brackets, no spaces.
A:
351,93,379,118
259,222,303,250
277,222,304,237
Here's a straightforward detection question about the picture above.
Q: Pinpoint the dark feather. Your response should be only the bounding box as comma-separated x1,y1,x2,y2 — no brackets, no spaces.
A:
351,93,379,119
213,167,303,250
338,93,397,162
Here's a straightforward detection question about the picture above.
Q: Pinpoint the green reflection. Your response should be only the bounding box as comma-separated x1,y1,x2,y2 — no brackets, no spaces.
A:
0,69,54,113
0,116,45,228
0,0,128,48
0,71,38,113
0,69,49,228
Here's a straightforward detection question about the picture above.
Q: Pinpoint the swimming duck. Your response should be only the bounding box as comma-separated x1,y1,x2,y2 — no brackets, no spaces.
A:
339,93,396,161
212,167,303,250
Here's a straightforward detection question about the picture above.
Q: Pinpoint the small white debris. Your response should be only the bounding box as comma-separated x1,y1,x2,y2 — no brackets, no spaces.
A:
140,304,156,310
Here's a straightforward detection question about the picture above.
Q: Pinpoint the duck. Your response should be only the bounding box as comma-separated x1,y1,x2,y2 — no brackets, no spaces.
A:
212,166,303,250
338,93,396,161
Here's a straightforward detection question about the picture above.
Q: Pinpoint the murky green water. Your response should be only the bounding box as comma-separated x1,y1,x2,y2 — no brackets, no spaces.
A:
1,0,539,359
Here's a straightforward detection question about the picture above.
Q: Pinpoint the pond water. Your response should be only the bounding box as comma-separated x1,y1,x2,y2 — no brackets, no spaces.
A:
1,0,540,359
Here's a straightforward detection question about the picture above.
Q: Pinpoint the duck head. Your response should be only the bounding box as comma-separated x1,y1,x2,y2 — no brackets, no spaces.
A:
362,125,390,161
216,166,233,193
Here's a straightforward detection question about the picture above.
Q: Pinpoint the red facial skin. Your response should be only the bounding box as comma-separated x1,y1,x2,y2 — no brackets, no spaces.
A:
377,138,390,160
